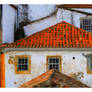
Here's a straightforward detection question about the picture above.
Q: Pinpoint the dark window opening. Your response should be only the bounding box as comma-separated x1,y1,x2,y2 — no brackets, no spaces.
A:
88,55,92,71
48,57,60,71
17,58,29,71
80,19,92,32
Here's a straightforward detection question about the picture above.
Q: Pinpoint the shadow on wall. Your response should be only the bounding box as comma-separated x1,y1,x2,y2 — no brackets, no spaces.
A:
15,22,29,41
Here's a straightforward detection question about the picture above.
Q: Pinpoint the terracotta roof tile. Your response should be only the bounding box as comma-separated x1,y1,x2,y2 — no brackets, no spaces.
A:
19,69,89,88
19,69,54,88
1,21,92,48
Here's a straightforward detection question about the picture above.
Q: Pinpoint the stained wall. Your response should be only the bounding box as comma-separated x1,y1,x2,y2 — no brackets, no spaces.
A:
5,51,92,87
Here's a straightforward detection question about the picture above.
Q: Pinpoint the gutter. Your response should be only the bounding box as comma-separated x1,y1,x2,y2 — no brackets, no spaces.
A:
1,48,92,53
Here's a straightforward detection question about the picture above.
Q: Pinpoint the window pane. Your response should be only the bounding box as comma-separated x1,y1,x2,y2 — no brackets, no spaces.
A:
80,19,92,32
53,59,55,63
48,57,60,71
90,59,92,70
17,58,29,71
18,58,22,64
25,61,28,64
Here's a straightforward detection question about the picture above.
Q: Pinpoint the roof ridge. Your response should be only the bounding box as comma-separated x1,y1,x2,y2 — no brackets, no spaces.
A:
12,21,85,43
1,21,92,48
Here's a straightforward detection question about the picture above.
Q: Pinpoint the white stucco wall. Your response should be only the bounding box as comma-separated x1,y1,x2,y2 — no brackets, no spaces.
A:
2,5,16,43
2,5,92,43
72,8,92,13
5,51,92,88
24,8,74,36
24,15,57,36
18,4,56,24
23,8,90,36
28,4,56,21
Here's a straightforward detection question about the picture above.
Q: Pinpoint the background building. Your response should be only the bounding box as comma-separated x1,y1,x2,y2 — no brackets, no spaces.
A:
1,4,92,44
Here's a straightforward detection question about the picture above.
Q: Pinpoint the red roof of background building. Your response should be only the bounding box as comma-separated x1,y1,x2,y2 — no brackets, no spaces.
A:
1,21,92,48
56,4,92,8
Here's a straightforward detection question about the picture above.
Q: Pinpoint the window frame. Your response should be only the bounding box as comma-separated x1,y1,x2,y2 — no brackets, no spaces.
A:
46,56,62,72
80,17,92,32
15,55,31,74
87,55,92,74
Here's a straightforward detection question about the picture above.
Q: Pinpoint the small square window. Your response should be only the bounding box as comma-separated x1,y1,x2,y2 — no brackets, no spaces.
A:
47,56,61,72
15,56,31,74
87,55,92,74
80,19,92,32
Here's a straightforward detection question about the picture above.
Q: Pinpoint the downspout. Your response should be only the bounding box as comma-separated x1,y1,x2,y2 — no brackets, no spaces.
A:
0,53,1,88
0,4,2,88
0,5,5,88
71,12,74,25
0,52,5,88
14,6,18,42
0,5,2,45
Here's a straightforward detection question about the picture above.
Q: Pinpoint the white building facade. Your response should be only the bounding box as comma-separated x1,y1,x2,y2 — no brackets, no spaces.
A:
1,4,92,43
3,49,92,87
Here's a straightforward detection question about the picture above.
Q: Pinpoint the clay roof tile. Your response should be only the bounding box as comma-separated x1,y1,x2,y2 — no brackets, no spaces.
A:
1,21,92,48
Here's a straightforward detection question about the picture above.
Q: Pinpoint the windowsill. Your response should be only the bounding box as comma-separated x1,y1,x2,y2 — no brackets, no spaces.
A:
15,70,31,74
87,71,92,74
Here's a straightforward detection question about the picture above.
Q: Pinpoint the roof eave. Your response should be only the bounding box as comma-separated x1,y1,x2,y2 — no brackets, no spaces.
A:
56,4,92,8
1,48,92,53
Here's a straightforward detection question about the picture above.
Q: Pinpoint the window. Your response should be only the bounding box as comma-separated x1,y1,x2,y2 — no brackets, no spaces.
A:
17,58,28,71
87,55,92,74
15,55,31,74
80,18,92,32
47,56,61,72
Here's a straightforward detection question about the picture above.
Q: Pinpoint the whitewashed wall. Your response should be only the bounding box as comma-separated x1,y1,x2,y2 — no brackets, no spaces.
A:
28,4,56,21
18,4,56,24
24,15,57,36
5,51,92,88
23,8,90,36
2,5,16,43
2,5,92,43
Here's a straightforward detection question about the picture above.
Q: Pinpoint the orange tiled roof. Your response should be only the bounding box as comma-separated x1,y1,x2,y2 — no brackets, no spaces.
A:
1,21,92,48
19,69,89,88
19,69,54,88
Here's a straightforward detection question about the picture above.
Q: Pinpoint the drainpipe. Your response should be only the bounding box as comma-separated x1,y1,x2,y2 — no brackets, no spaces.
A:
0,5,2,87
0,5,2,45
0,52,5,88
71,12,74,25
